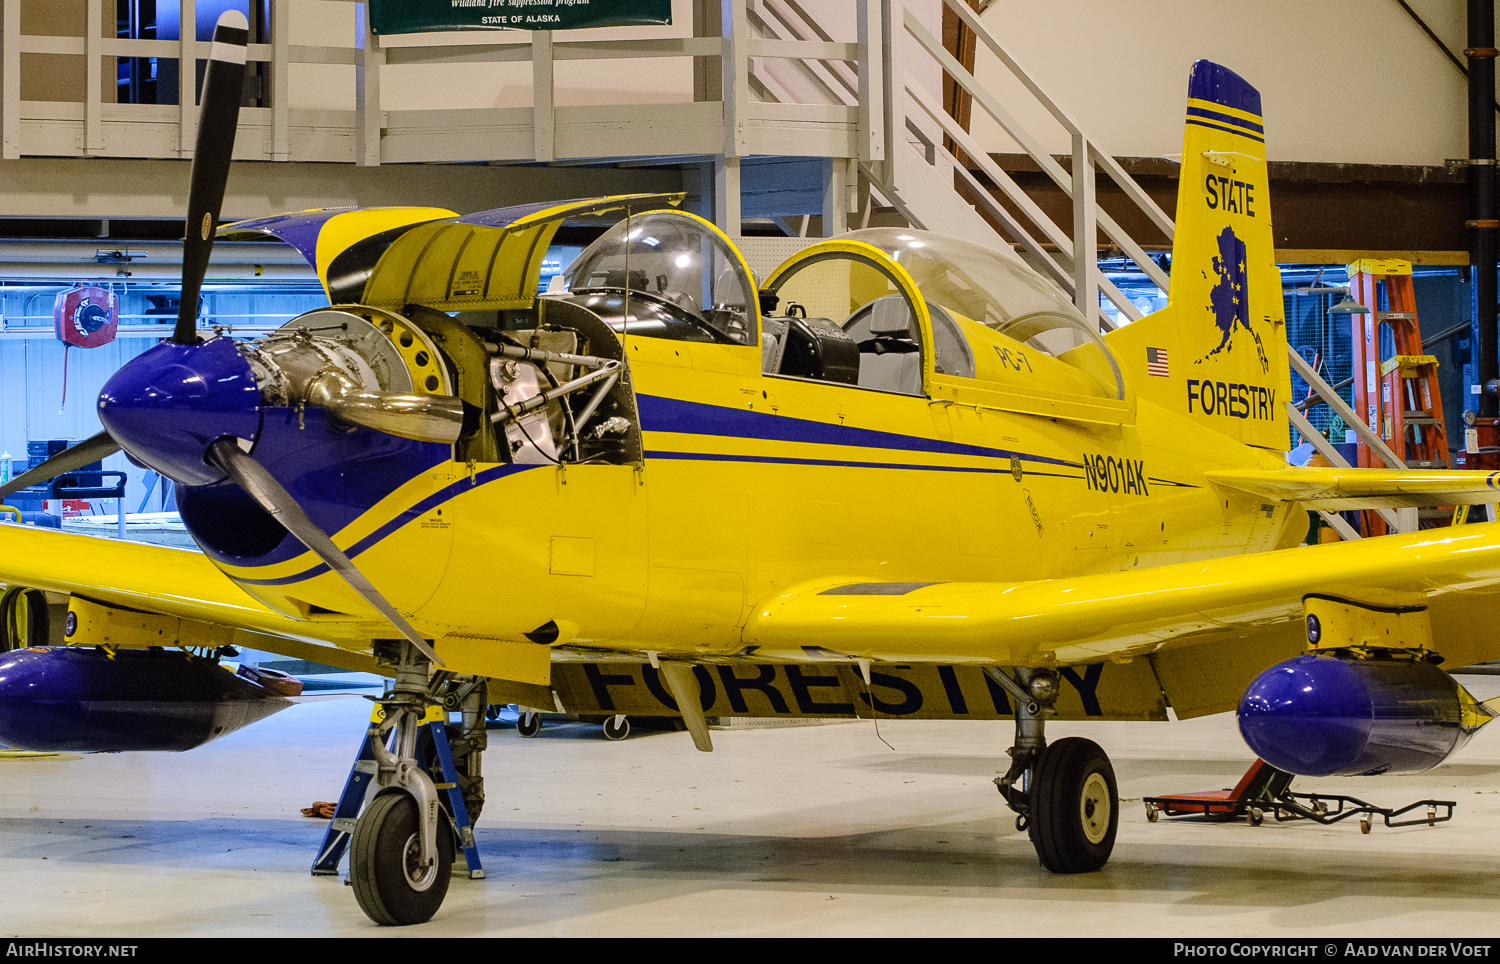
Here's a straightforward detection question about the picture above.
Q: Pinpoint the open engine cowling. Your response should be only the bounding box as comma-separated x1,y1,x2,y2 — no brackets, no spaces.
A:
1237,653,1488,777
0,647,290,752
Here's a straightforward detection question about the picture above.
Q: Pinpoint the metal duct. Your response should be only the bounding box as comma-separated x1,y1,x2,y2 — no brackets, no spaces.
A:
0,239,310,265
0,262,315,281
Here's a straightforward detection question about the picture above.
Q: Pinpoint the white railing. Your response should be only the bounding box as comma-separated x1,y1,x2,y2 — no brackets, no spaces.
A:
893,0,1172,327
0,0,860,167
742,0,1174,328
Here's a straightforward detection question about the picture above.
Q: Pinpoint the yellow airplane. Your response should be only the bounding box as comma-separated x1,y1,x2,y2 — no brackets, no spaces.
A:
4,18,1500,925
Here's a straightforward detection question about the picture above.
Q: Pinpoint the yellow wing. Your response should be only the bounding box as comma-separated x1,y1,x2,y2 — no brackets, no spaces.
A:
1205,467,1500,510
744,522,1500,715
0,525,379,671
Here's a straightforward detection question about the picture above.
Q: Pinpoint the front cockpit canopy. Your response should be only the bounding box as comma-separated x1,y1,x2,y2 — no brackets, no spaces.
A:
844,228,1124,400
563,211,757,346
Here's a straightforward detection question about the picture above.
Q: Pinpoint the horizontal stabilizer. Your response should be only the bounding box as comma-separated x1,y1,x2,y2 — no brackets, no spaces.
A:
1204,467,1500,509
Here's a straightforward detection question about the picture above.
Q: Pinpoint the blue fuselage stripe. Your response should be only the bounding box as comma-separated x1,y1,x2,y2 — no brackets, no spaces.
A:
229,464,539,586
636,394,1085,468
645,449,1085,479
227,395,1200,588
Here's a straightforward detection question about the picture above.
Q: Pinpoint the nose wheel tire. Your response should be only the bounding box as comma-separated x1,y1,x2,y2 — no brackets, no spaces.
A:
602,715,630,741
516,713,542,737
351,792,454,926
1027,737,1118,874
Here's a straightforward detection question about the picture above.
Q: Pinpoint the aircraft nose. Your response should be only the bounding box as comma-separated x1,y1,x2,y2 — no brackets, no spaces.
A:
98,337,262,486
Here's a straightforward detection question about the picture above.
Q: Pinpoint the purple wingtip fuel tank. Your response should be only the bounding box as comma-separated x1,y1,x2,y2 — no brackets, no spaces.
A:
1237,653,1485,777
0,647,290,752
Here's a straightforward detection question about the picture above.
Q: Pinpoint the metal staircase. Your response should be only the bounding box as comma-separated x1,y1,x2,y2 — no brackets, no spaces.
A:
744,0,1175,330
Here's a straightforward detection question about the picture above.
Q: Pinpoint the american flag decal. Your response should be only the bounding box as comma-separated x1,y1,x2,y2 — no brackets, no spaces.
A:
1146,347,1170,377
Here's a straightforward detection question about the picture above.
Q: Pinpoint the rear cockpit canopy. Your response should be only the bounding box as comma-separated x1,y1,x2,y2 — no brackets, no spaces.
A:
845,228,1124,401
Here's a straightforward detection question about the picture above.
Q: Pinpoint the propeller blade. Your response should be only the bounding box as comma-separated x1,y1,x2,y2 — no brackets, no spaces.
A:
174,10,249,345
0,430,121,502
205,439,444,666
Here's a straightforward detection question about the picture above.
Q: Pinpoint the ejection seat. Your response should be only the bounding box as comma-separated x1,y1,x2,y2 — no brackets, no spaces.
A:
854,295,922,395
761,306,860,385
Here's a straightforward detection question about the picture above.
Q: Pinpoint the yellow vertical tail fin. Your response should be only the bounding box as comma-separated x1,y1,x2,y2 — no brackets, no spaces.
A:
1107,60,1291,451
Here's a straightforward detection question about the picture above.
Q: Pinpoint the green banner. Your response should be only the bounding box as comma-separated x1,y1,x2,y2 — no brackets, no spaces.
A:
370,0,673,34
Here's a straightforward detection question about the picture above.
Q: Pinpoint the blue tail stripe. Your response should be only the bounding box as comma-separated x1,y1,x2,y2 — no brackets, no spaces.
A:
1185,119,1264,144
1186,105,1263,134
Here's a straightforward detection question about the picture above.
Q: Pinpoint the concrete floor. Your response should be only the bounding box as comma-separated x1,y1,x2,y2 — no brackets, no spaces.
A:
4,679,1500,938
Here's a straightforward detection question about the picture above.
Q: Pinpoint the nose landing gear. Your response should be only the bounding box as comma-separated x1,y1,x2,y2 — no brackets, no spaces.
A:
329,640,487,926
988,666,1119,873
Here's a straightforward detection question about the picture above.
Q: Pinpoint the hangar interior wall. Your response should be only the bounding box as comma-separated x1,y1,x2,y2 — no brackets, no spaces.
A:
967,0,1477,168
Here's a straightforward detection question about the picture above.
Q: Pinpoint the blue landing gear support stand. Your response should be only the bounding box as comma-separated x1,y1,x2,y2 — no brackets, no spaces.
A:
312,704,484,879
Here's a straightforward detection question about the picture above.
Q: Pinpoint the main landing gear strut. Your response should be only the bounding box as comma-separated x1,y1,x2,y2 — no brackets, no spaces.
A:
987,667,1119,873
344,640,488,926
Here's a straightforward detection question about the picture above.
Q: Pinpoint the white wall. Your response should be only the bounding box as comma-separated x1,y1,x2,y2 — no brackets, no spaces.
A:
967,0,1474,167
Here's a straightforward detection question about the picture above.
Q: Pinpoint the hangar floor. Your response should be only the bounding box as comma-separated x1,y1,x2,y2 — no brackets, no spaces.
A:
3,677,1500,938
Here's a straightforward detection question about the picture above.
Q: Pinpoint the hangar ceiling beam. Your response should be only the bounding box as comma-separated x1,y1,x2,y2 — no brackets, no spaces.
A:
179,0,196,160
533,31,554,163
0,158,682,221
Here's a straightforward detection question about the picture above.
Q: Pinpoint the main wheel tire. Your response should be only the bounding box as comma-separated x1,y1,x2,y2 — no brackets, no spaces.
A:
516,713,542,737
1027,737,1118,874
602,715,630,741
351,792,454,926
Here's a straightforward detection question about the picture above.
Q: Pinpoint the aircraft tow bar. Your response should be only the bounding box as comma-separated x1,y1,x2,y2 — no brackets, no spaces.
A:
1143,758,1456,832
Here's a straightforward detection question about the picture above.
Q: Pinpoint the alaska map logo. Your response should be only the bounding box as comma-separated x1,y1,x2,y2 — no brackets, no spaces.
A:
1199,225,1268,373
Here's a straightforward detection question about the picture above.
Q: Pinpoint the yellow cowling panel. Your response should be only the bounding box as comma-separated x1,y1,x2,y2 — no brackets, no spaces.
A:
361,194,684,312
312,207,458,290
